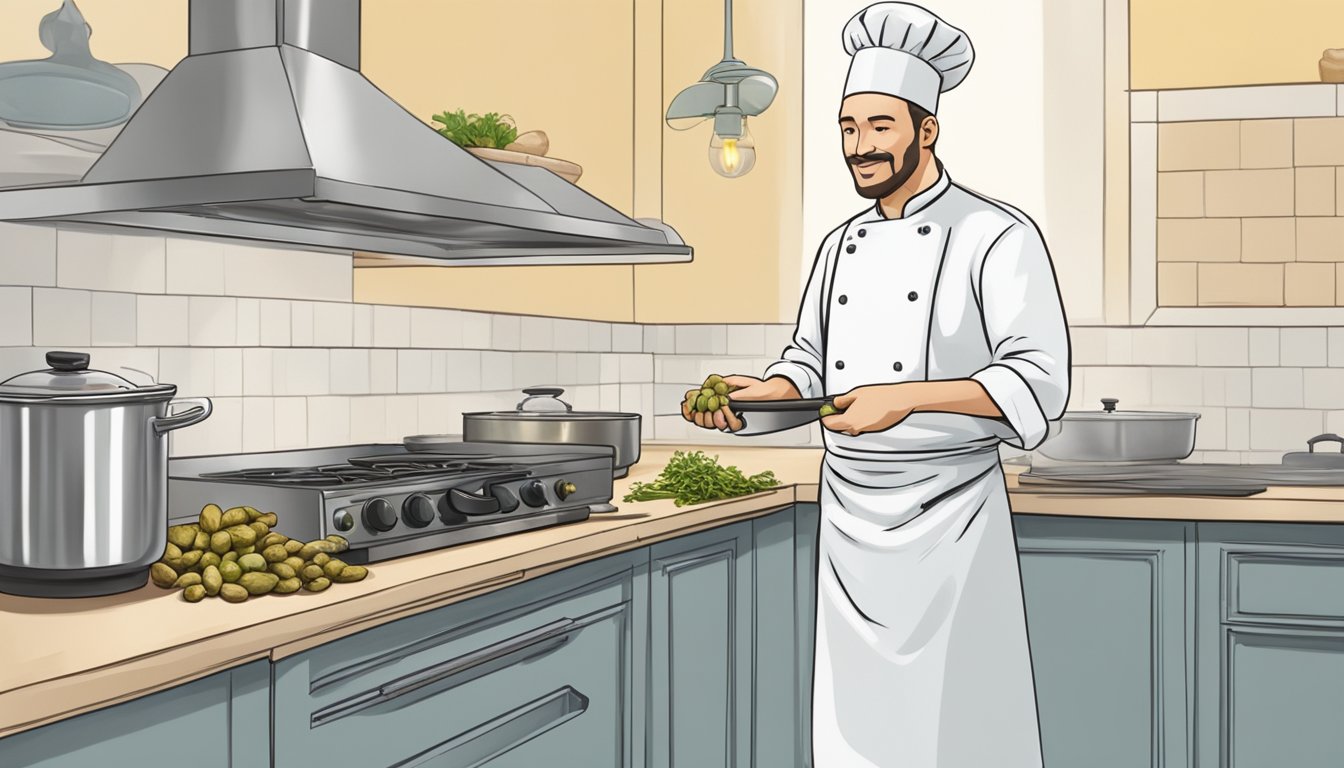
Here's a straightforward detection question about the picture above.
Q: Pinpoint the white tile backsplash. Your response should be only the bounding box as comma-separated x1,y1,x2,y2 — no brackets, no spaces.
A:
242,348,273,396
235,298,260,347
330,349,371,395
223,246,351,302
1280,328,1327,367
0,223,56,286
1252,368,1304,408
57,231,165,294
214,349,243,396
290,302,314,347
32,288,90,346
189,297,237,347
373,305,410,348
0,287,32,346
28,224,1344,460
258,300,291,346
307,397,351,447
612,323,642,352
312,302,354,348
241,398,276,453
165,239,225,296
137,295,188,347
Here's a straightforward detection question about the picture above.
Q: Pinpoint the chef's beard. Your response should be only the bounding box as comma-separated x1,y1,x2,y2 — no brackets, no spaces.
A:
848,137,921,200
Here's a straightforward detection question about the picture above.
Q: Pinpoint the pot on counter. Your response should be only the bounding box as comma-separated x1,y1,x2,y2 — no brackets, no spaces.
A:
0,352,212,597
1035,397,1199,463
409,387,640,478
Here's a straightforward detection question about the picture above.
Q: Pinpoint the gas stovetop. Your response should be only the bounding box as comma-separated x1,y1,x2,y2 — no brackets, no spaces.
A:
168,443,616,563
1019,461,1344,496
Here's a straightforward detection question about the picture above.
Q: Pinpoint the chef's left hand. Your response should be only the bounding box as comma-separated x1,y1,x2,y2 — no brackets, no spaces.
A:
821,383,921,436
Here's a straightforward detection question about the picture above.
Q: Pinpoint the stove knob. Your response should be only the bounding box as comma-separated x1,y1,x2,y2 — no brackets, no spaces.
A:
519,479,548,507
362,498,398,533
402,494,436,528
332,509,355,533
490,484,520,514
447,488,502,516
555,480,578,500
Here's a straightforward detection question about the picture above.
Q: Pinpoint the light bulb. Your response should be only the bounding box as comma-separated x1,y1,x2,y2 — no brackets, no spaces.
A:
709,120,757,178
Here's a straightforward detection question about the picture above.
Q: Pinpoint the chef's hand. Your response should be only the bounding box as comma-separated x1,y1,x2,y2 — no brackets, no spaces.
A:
682,375,801,432
821,383,919,436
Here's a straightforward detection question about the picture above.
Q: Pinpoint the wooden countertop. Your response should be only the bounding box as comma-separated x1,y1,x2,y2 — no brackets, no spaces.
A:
6,443,1344,738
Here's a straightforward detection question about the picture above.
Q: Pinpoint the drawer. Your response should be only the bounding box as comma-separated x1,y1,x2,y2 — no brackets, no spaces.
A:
1225,549,1344,627
275,554,639,767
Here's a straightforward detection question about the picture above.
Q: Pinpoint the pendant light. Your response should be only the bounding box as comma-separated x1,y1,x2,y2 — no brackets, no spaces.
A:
665,0,777,178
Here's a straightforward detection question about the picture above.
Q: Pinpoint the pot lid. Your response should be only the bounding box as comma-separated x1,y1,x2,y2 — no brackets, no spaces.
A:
1061,397,1200,421
464,387,639,419
0,351,173,399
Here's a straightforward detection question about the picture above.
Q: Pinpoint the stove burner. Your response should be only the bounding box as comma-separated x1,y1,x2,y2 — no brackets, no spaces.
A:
200,455,531,487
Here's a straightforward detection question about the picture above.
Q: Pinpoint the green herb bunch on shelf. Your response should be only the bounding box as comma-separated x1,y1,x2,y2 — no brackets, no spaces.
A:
623,451,780,507
431,109,519,149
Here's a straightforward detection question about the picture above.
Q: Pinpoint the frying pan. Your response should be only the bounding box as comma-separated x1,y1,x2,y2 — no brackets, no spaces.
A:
728,397,841,437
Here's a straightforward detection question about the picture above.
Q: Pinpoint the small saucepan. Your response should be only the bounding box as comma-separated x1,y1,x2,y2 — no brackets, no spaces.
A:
1036,397,1199,463
412,387,641,478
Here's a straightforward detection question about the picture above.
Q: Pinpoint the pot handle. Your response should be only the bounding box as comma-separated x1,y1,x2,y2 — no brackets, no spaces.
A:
152,397,213,436
1306,433,1344,454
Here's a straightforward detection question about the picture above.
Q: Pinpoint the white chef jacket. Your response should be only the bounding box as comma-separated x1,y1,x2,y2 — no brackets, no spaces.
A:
764,168,1070,767
765,168,1070,457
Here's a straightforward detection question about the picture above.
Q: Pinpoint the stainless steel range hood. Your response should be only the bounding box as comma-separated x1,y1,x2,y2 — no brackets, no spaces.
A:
0,0,692,266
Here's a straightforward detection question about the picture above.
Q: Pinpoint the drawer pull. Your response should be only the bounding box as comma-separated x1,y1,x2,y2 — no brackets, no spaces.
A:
309,602,627,728
311,618,578,727
391,686,589,768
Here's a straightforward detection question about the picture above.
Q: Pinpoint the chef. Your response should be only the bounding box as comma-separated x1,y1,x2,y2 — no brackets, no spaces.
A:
683,3,1070,765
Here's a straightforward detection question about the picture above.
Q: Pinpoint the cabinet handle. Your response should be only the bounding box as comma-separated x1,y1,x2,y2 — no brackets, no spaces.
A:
389,686,589,768
312,618,578,727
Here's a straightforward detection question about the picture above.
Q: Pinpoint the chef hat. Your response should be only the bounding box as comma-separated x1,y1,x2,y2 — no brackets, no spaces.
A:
842,2,974,115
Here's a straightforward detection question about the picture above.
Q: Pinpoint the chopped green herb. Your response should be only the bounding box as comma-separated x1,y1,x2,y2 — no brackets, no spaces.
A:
623,451,780,506
431,109,519,149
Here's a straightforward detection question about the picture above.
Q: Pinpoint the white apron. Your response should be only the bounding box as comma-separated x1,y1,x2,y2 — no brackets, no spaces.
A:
765,170,1070,767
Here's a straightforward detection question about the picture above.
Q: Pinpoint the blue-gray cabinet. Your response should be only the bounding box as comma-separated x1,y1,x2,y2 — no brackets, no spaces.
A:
273,550,646,768
0,659,270,768
1015,516,1193,768
1196,523,1344,768
647,521,755,768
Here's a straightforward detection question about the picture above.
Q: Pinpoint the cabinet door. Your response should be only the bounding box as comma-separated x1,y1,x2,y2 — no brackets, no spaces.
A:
752,506,799,768
275,552,641,768
1015,516,1192,768
1196,523,1344,768
0,660,270,768
793,503,820,767
647,522,753,768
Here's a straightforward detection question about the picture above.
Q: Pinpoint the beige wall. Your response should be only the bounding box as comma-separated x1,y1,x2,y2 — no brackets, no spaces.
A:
1132,0,1344,89
352,0,639,322
355,0,804,324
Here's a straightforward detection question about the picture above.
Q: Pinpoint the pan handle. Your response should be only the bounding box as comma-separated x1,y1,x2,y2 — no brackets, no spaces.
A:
152,397,213,436
1306,433,1344,453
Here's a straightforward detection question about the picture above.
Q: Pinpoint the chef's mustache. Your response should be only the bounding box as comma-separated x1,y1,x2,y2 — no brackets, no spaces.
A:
847,151,895,166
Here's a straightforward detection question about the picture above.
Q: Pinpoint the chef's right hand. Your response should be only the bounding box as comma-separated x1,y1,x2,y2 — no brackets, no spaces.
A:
682,375,802,432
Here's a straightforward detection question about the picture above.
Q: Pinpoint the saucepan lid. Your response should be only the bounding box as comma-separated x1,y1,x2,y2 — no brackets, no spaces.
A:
0,351,174,401
462,387,639,420
1060,398,1200,421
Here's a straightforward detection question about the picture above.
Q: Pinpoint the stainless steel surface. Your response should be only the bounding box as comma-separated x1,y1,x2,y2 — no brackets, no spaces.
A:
730,397,834,436
0,353,212,596
456,388,641,477
1282,434,1344,467
169,443,615,563
1035,398,1199,463
0,0,692,266
1020,460,1344,495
